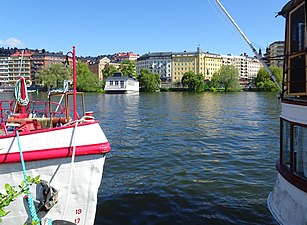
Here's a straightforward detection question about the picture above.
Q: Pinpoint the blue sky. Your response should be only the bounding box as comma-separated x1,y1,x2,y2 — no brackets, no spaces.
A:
1,0,289,57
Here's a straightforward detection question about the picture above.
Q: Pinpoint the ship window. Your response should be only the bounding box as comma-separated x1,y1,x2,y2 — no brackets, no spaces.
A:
282,120,291,170
288,54,306,93
293,125,307,180
290,4,306,53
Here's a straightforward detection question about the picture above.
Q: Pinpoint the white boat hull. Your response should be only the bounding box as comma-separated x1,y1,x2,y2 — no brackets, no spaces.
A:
0,122,110,225
268,173,307,225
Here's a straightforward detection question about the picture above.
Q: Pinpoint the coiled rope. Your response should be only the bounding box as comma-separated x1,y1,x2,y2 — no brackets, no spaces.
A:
15,78,29,106
16,131,40,224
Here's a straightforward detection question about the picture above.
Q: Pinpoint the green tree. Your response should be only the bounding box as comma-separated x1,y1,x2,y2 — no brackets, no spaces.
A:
76,62,102,92
254,66,282,92
181,71,205,92
102,65,118,88
138,68,161,92
102,65,118,79
36,64,71,89
210,65,241,92
119,60,136,78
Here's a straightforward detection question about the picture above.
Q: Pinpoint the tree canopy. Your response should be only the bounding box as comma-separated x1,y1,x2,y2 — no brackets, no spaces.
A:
210,65,241,92
181,71,205,92
102,65,118,80
76,62,102,92
119,60,137,78
254,66,282,92
36,64,71,89
36,62,102,92
138,68,161,92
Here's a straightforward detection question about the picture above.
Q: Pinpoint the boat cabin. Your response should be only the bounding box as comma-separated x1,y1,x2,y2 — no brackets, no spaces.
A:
278,0,307,192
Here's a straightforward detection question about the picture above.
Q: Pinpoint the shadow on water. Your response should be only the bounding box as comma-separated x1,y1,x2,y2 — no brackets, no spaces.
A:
94,190,277,225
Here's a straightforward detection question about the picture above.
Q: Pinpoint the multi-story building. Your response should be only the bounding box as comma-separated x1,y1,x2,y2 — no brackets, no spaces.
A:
9,50,33,86
31,50,69,83
203,53,222,81
172,48,204,82
88,57,120,81
0,56,10,86
113,52,139,62
136,52,172,81
138,48,262,84
265,41,284,68
221,54,261,80
88,57,110,81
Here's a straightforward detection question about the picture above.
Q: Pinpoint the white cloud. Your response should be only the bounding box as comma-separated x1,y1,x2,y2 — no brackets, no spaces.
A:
0,37,25,47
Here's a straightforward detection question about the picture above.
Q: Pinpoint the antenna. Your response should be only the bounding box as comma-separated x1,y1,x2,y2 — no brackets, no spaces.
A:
213,0,282,91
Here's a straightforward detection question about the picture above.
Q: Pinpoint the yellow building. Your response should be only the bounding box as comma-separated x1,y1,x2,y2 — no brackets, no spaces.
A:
171,47,204,82
171,48,223,82
203,53,222,81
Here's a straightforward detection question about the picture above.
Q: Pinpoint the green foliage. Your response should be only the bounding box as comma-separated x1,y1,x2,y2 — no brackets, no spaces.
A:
76,62,102,92
0,176,41,223
210,65,241,92
119,60,136,78
102,65,118,79
181,71,205,92
138,69,161,92
102,65,118,88
254,66,282,92
36,64,72,89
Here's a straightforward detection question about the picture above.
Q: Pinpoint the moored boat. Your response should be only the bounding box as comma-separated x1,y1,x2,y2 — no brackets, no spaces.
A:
267,1,307,224
213,0,306,224
0,46,110,225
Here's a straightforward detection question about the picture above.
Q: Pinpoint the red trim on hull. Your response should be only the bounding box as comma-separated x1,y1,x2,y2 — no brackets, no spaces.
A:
0,142,110,164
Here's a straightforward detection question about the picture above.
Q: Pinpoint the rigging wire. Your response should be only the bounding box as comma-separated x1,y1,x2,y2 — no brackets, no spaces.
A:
208,0,266,55
207,0,238,34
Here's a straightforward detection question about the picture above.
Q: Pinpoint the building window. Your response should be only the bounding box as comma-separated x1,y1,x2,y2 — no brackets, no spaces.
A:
115,81,119,85
110,81,113,85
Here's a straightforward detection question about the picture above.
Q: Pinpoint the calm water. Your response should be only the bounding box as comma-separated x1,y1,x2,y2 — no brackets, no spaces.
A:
88,92,280,225
3,91,280,224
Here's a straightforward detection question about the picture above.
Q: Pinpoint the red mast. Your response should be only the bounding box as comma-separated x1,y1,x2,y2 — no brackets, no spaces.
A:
72,46,77,121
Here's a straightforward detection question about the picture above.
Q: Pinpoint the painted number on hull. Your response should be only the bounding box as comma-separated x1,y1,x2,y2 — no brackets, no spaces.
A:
74,208,82,224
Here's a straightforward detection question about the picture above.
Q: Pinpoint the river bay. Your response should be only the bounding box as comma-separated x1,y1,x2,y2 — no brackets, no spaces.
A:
88,91,280,225
3,91,279,224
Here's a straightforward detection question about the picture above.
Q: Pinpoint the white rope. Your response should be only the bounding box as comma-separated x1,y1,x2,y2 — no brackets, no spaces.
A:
62,116,94,218
62,120,79,219
14,78,29,106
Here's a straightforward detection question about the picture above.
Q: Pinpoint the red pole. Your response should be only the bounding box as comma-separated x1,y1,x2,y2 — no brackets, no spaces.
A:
73,46,77,121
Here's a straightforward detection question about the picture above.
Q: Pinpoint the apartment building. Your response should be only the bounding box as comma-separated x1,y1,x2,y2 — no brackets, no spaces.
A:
87,57,120,81
31,50,69,83
0,48,73,86
9,50,33,86
138,48,261,83
221,54,261,80
88,57,110,81
172,47,205,82
0,56,9,86
113,52,139,62
203,53,222,81
265,41,284,68
137,52,172,81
